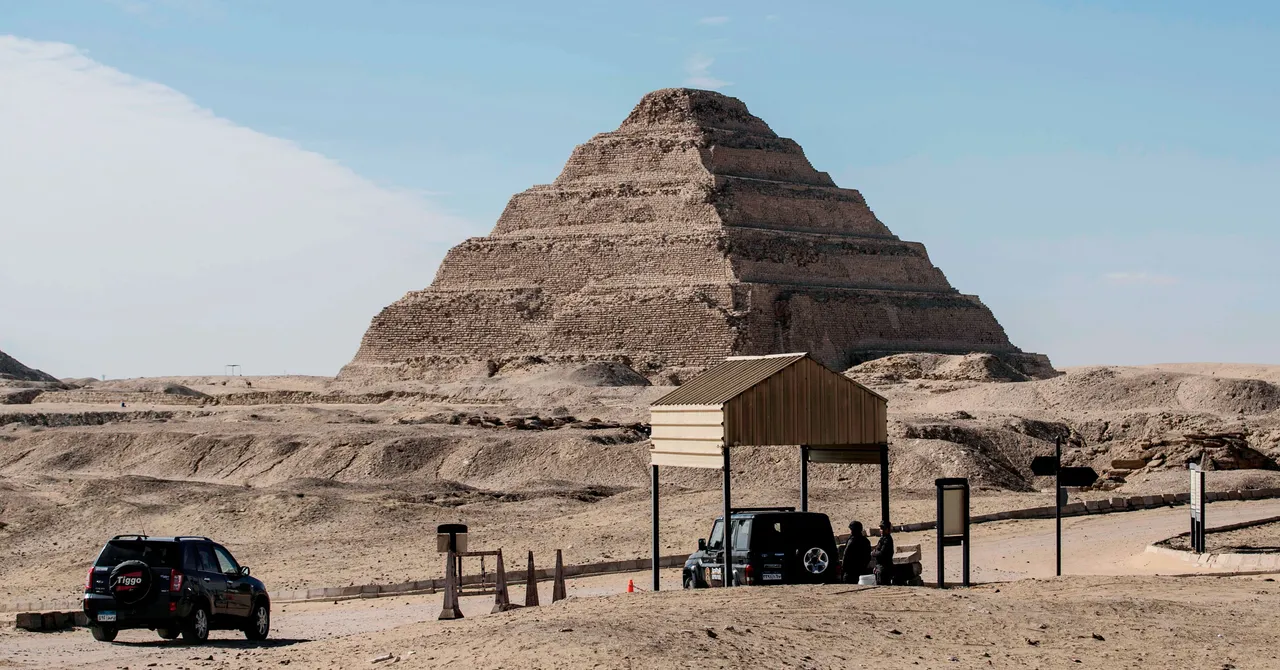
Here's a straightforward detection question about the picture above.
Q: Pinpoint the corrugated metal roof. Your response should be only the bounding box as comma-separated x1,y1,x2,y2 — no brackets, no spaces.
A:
652,353,808,406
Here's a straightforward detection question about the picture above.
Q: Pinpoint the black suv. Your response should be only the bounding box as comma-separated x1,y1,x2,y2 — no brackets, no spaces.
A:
682,508,840,588
84,535,270,643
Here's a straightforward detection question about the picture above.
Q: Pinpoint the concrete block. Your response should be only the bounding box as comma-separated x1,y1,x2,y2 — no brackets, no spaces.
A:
1162,494,1177,504
1228,490,1243,501
1174,492,1190,502
1085,500,1110,512
73,611,89,627
1111,458,1148,470
15,612,42,631
1063,502,1088,515
1110,497,1128,509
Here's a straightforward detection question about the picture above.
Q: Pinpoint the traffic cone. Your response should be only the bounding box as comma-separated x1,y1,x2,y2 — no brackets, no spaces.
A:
627,579,635,593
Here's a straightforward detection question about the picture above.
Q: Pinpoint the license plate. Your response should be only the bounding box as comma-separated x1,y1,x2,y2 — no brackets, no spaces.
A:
97,611,117,622
710,567,722,580
762,572,783,581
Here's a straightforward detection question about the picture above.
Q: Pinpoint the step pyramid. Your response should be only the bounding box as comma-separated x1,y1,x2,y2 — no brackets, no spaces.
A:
341,88,1053,382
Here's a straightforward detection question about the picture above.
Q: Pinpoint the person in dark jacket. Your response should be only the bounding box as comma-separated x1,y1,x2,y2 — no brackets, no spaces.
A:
871,521,895,585
841,521,872,583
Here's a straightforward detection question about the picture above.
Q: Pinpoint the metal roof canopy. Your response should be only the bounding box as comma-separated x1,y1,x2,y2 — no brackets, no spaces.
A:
647,353,891,591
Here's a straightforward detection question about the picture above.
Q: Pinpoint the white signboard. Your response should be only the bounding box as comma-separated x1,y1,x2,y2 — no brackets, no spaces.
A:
1190,467,1204,520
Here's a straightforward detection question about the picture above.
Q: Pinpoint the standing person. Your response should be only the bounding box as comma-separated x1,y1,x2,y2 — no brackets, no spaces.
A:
841,521,872,583
871,521,895,585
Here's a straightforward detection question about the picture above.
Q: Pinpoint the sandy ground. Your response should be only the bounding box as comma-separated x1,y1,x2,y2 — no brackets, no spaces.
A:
6,499,1280,668
8,573,1279,669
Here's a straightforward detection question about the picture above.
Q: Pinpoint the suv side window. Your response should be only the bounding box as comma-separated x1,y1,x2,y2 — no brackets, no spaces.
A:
195,543,219,573
733,519,752,550
213,546,240,575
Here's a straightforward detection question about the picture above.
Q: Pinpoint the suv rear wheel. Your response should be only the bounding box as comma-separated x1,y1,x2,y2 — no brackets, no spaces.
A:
182,604,210,644
243,601,270,641
91,625,118,642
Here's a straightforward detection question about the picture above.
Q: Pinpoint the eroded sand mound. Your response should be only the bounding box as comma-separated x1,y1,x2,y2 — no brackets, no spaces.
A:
81,379,210,397
847,352,1033,383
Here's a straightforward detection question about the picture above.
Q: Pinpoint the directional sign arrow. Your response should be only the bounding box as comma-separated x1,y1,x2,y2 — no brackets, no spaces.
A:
1030,455,1060,477
1058,466,1099,488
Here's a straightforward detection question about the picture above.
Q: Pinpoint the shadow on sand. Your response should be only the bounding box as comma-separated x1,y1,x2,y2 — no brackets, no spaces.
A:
110,638,309,650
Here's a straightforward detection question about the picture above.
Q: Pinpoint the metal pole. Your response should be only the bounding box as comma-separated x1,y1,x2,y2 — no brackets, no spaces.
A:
879,444,891,529
722,446,732,587
936,482,945,589
651,464,660,592
1055,436,1062,577
800,446,809,512
962,482,971,587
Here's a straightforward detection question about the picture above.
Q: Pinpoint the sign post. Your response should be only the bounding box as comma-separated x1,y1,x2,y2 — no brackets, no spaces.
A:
436,524,467,620
935,478,970,588
1030,438,1097,577
1189,463,1206,553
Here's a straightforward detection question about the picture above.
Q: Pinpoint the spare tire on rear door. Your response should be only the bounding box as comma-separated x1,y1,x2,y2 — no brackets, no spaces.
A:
800,546,833,580
108,560,154,606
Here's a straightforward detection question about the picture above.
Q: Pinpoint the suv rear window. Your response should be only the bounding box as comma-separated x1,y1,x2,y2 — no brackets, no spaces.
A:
95,541,180,568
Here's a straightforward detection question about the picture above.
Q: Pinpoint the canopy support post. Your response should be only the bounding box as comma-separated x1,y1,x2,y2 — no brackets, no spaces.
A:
651,464,660,592
722,446,732,587
800,445,809,512
879,443,891,529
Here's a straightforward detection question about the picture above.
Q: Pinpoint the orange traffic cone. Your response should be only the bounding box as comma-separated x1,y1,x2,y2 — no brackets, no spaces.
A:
627,579,635,593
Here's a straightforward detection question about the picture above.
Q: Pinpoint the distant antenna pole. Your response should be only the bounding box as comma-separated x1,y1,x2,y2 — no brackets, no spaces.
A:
224,364,241,376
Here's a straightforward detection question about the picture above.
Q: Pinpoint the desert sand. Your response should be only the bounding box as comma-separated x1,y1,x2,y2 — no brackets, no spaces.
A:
2,357,1279,668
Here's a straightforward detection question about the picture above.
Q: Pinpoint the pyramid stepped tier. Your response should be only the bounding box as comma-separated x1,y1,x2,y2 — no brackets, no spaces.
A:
341,88,1054,382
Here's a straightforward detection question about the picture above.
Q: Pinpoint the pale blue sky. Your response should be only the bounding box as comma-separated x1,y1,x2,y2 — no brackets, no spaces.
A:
2,1,1276,376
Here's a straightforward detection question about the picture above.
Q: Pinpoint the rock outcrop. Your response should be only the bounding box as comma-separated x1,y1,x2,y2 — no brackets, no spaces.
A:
0,349,58,383
342,88,1053,382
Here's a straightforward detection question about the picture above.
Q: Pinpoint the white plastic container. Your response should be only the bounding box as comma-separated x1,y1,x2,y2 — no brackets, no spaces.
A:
857,574,876,586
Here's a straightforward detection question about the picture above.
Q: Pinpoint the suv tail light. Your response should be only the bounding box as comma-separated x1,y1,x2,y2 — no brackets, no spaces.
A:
85,567,94,590
170,570,183,592
743,564,754,585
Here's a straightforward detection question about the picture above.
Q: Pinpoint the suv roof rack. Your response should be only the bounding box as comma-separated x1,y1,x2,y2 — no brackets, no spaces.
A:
111,534,149,540
730,506,797,514
174,536,211,542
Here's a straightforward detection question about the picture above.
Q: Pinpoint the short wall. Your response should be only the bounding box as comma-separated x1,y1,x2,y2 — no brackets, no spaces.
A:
1144,514,1280,572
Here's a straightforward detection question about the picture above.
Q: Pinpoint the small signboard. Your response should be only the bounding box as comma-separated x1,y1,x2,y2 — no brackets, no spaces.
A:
942,488,966,537
935,478,970,588
1189,464,1206,552
1057,467,1099,488
1030,456,1060,477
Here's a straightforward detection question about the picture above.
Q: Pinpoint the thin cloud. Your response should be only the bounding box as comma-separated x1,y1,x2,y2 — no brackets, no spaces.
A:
0,35,471,377
684,53,731,90
698,16,730,26
1104,272,1178,286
